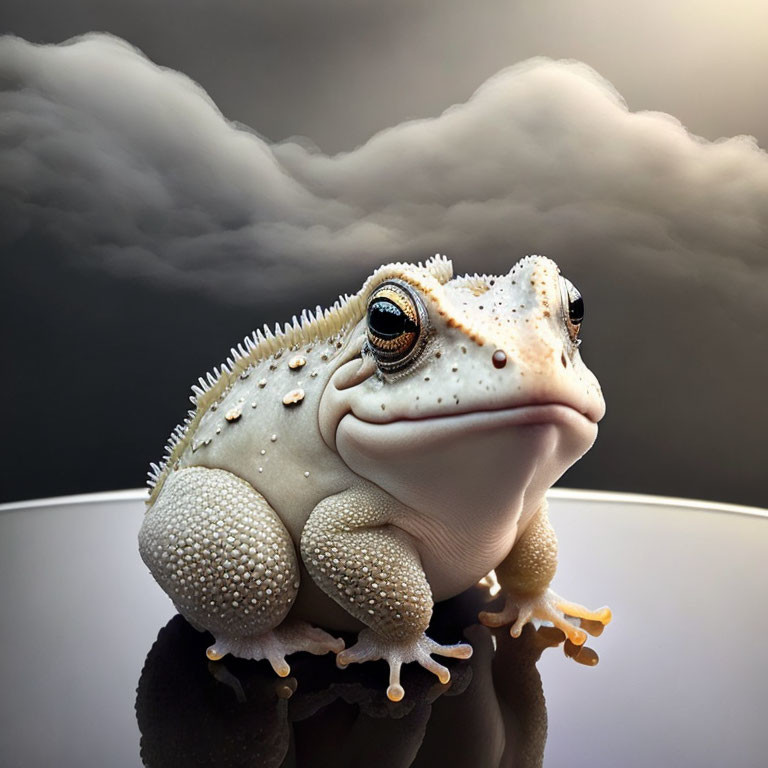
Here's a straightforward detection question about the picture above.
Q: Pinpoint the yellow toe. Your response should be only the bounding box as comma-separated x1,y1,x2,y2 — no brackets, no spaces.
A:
387,683,405,702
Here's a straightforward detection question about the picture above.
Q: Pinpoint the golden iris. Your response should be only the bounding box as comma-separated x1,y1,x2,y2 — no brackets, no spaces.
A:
366,282,421,369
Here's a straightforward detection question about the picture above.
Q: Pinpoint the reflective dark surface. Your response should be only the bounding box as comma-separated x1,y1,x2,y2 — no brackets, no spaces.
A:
1,492,767,767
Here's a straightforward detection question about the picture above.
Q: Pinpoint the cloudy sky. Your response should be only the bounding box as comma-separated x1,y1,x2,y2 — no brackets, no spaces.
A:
1,1,767,506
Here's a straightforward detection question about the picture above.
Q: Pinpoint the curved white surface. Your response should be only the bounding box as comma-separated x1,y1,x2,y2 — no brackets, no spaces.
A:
0,488,766,767
2,486,766,518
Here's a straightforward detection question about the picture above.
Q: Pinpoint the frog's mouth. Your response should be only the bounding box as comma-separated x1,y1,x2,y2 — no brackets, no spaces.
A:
339,401,598,454
378,402,596,429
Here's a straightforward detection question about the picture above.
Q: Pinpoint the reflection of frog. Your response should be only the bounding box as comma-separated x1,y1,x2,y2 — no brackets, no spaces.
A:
139,254,611,700
135,591,601,768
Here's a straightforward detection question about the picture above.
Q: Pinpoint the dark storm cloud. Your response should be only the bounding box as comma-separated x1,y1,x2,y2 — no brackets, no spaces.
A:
1,33,767,505
2,32,767,302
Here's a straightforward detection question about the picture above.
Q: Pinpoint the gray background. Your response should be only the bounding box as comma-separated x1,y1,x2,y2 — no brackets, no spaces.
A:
1,0,766,506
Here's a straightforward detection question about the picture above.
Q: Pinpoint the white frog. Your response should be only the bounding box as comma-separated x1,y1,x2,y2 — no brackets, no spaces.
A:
139,254,611,700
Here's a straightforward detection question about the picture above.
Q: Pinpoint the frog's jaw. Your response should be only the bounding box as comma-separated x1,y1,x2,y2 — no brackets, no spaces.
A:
335,405,596,599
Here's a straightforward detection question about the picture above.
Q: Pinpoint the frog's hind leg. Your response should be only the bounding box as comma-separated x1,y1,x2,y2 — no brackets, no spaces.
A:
139,466,343,676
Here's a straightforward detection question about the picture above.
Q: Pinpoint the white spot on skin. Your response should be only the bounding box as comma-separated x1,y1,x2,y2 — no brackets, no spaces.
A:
288,355,307,369
282,388,305,406
304,471,310,478
271,434,278,442
225,406,242,422
258,378,267,388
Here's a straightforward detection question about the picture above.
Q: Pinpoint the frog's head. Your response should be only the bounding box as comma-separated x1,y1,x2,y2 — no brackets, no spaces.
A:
320,255,604,525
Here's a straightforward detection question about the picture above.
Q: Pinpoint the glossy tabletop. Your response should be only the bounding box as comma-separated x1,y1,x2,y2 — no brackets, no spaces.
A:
1,490,766,767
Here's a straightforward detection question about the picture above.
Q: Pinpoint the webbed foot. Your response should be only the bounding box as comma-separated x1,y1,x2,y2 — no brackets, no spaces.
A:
479,589,611,646
206,620,344,677
336,628,472,702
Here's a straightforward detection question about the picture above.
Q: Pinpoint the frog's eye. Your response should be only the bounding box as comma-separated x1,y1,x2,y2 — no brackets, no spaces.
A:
366,280,429,372
559,276,584,343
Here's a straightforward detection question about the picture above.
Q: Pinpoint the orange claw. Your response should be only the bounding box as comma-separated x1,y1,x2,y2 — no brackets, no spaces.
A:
387,683,405,702
556,599,612,625
536,614,587,646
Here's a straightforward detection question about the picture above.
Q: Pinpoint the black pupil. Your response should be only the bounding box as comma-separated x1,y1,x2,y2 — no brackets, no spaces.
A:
368,299,415,338
568,291,584,325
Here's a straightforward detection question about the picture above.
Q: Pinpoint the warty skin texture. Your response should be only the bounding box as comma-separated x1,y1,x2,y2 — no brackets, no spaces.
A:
139,254,612,700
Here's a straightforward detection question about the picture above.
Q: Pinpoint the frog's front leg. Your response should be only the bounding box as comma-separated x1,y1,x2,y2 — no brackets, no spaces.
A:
479,501,611,645
301,486,472,701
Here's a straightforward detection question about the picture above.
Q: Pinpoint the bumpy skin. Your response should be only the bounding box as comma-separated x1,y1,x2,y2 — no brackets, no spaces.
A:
139,254,611,699
141,466,299,637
